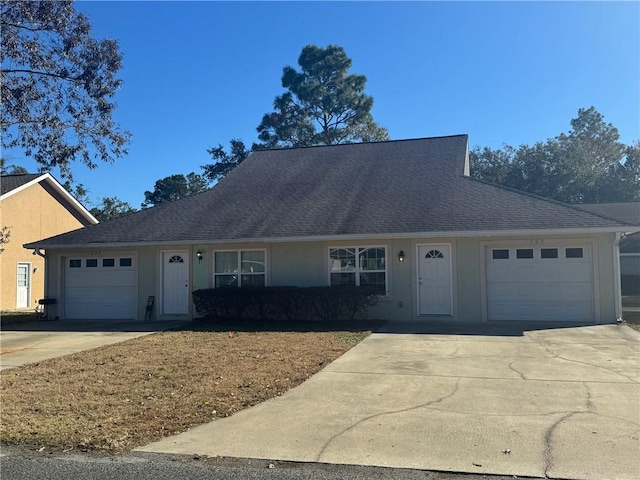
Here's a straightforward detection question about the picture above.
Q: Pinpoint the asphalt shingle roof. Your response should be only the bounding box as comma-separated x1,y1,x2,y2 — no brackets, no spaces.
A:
578,202,640,254
577,202,640,226
25,135,629,248
1,173,43,196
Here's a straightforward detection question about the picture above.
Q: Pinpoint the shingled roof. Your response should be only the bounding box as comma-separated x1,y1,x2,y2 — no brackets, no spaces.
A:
578,202,640,254
25,135,631,249
577,202,640,226
0,173,43,196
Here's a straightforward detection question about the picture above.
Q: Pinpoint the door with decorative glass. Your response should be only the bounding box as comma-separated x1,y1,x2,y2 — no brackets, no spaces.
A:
16,263,31,309
162,251,189,315
418,245,452,315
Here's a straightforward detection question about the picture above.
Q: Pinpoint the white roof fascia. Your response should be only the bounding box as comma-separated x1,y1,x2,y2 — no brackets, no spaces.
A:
0,174,46,200
24,226,639,250
2,173,98,225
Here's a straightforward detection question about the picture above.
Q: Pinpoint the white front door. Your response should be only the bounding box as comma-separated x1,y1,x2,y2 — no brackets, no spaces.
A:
418,245,452,315
162,251,189,315
16,263,31,308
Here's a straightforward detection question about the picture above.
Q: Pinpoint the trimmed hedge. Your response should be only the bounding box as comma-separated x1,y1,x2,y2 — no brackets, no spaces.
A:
192,286,380,322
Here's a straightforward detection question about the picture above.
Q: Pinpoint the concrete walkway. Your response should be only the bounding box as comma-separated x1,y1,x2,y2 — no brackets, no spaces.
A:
0,319,187,371
138,323,640,480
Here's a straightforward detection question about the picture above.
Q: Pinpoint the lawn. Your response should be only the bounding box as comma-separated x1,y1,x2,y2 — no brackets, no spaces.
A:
0,321,376,453
1,311,39,326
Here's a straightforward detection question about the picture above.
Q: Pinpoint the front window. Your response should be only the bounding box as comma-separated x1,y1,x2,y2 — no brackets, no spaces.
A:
214,250,266,288
329,247,386,293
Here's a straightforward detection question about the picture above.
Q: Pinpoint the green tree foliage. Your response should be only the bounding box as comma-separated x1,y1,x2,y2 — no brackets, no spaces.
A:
0,158,28,175
1,0,130,180
470,107,639,203
142,173,209,208
256,44,389,148
89,196,136,221
202,45,390,183
61,180,90,206
202,139,252,183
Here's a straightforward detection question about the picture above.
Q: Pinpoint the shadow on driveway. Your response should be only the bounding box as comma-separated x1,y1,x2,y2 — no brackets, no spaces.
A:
375,319,619,336
0,318,190,333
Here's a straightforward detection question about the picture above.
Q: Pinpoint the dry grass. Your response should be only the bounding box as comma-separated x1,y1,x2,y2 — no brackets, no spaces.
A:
1,311,39,326
0,328,371,452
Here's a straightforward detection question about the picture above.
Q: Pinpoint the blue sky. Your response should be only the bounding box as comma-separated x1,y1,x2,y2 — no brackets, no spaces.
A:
8,1,640,209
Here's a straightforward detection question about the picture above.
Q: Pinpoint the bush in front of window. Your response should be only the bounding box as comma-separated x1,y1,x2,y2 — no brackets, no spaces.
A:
191,286,380,322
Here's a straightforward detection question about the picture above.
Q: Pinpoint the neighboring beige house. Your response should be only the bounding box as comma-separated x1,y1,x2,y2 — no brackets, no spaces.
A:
25,136,640,324
0,173,98,311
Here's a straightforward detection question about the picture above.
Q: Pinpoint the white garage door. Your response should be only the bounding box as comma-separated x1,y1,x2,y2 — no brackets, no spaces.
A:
486,244,594,322
64,254,137,320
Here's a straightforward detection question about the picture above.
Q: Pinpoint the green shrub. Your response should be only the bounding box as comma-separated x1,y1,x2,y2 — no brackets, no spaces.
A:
192,286,380,322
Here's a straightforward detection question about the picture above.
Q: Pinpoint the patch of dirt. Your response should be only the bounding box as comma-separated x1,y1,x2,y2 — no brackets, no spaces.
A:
0,328,371,452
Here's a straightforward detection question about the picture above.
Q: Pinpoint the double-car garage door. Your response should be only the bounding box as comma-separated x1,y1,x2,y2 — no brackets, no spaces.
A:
64,254,137,319
486,244,594,322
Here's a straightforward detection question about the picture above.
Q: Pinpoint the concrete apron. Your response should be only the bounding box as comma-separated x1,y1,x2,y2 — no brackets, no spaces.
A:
0,319,187,371
137,324,640,480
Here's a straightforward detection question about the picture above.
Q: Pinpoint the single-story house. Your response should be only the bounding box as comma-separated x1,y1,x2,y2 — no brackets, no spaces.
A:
24,135,639,324
1,173,97,311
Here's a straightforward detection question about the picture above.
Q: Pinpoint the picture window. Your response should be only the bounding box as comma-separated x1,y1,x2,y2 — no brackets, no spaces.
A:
214,250,265,288
329,247,386,293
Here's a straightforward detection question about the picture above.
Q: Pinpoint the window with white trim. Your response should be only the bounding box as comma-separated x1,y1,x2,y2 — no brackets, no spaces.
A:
329,247,387,293
214,250,266,288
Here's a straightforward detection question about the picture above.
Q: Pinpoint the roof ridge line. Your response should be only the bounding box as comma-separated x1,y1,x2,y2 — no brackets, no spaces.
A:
254,134,469,153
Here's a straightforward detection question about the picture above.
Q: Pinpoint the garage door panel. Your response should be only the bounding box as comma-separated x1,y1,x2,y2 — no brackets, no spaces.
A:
65,288,137,319
487,284,537,302
486,244,594,322
65,271,136,288
65,254,137,320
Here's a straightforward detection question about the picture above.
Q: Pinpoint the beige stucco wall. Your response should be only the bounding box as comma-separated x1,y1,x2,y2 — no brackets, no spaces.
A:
0,183,87,311
41,232,619,324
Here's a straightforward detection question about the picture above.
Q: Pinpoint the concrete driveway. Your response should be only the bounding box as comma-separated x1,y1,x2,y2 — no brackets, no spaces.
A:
0,319,187,371
138,322,640,480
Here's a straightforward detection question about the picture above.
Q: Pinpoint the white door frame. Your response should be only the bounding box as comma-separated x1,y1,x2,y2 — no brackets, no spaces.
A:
416,243,453,316
161,250,190,316
16,262,31,309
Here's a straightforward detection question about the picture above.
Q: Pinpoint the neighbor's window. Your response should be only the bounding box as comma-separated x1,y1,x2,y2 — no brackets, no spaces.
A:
329,247,387,293
214,250,265,288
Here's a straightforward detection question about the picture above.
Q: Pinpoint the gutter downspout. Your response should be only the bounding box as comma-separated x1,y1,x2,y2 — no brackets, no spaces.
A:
613,233,622,323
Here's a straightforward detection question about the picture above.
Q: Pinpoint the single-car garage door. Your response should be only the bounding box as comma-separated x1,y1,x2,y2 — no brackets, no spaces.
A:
64,254,137,320
486,244,594,322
